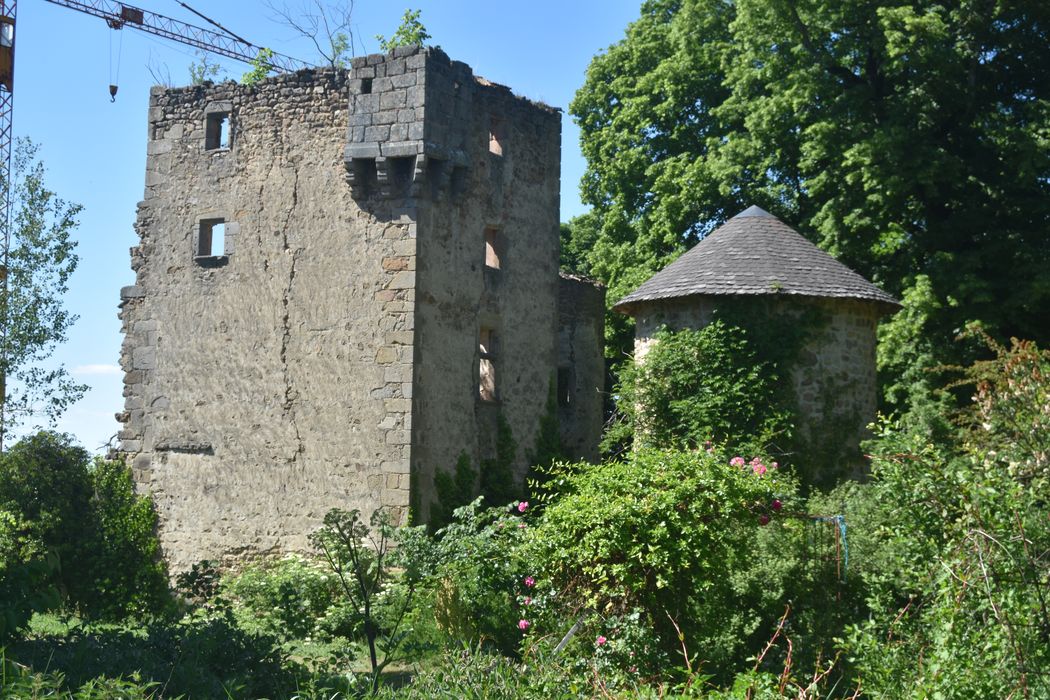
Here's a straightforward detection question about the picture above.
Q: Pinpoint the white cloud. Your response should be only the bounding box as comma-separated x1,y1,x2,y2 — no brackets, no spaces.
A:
72,364,122,376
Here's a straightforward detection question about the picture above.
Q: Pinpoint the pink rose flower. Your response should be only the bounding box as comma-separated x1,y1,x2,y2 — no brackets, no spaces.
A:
525,576,535,588
771,499,782,512
596,635,607,646
523,596,532,606
771,461,779,470
517,501,529,513
752,463,767,476
730,456,745,468
758,514,770,526
518,619,530,631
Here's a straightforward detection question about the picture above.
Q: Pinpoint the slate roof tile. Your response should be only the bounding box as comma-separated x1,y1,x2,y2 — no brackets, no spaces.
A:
613,206,900,314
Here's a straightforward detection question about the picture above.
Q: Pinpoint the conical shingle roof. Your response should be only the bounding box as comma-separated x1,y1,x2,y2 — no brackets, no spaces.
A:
613,206,899,314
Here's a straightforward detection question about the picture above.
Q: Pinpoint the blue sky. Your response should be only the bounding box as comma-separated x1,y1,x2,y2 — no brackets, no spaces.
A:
13,0,640,451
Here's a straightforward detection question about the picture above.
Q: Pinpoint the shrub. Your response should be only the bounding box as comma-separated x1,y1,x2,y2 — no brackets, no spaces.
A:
524,448,798,679
0,510,59,643
84,458,169,619
839,335,1050,697
399,498,530,656
604,320,797,459
0,432,169,622
223,555,348,642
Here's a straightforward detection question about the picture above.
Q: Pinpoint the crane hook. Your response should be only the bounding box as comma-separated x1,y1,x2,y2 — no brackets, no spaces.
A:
109,84,118,103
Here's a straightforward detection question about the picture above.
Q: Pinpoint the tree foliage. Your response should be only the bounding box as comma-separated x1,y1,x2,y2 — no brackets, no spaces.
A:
0,432,169,621
0,139,85,447
569,0,1050,412
376,9,431,52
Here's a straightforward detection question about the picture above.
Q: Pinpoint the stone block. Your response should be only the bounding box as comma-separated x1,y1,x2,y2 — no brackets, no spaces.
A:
381,459,410,474
374,109,398,125
121,285,146,299
363,125,390,142
386,271,415,289
375,346,398,364
380,91,407,111
384,398,411,413
383,488,411,507
385,430,410,445
345,143,381,160
385,330,414,345
132,346,156,370
381,141,420,158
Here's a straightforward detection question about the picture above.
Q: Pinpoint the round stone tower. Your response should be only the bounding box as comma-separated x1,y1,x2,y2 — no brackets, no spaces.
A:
613,205,900,482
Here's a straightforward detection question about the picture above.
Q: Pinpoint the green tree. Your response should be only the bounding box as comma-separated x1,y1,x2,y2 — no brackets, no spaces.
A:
376,9,431,52
242,48,276,85
570,0,1050,414
188,50,224,85
0,139,85,448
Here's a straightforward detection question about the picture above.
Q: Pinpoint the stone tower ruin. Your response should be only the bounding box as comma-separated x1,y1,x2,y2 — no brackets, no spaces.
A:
118,47,604,573
613,206,898,483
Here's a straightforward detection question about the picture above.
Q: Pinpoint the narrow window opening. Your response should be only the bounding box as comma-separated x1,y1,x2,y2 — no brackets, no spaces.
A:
484,227,500,270
389,156,415,196
557,367,572,407
479,327,498,402
488,116,505,156
205,112,230,150
360,78,373,94
197,218,226,258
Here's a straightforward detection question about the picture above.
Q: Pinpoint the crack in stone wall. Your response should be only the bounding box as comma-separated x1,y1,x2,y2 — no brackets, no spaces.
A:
278,165,304,462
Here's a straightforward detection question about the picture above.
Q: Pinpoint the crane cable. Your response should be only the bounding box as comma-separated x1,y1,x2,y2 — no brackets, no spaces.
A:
108,21,123,102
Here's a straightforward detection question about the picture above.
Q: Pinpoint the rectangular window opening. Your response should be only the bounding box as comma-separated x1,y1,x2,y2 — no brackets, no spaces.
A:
360,78,373,94
484,227,500,270
197,218,226,258
479,327,498,402
557,367,572,407
488,116,505,156
205,112,230,150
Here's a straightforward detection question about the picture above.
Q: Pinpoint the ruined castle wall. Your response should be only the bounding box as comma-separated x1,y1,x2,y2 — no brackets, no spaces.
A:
557,274,606,463
403,51,562,515
121,70,413,573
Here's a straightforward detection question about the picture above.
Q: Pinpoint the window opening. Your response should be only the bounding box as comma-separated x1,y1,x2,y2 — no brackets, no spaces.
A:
205,112,230,150
197,218,226,258
484,227,500,269
488,116,505,156
360,78,373,94
557,366,572,406
479,327,498,401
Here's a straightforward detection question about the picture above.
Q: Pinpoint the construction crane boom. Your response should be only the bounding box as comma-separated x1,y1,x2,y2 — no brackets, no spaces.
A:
42,0,311,73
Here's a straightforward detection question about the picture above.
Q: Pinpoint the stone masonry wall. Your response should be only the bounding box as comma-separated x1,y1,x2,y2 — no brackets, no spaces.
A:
385,49,563,518
121,69,414,573
558,274,606,462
